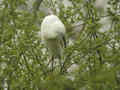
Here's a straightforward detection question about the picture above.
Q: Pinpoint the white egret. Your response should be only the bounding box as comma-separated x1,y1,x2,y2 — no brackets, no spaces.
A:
41,15,66,71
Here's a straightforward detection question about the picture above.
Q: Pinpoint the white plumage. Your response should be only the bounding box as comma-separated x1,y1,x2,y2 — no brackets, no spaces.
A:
41,15,66,59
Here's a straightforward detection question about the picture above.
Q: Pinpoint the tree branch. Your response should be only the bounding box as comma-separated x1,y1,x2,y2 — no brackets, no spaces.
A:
34,0,44,11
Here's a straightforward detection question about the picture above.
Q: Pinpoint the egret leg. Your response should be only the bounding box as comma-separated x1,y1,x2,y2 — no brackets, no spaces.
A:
51,56,54,72
58,54,61,65
62,36,66,48
58,55,63,72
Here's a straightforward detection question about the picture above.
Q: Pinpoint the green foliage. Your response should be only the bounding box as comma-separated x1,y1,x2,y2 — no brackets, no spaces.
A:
0,0,120,90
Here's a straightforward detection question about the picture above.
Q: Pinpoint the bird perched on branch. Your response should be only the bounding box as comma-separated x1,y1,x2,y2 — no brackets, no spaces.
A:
41,15,66,71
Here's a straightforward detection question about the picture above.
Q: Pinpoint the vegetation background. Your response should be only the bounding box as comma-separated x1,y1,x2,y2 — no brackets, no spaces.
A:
0,0,120,90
